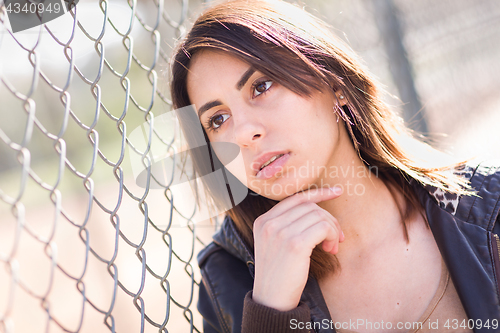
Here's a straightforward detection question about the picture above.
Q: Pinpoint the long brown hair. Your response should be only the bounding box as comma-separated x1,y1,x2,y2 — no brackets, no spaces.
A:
170,0,470,280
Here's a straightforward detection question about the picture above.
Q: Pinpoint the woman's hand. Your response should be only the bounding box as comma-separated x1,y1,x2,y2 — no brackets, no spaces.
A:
252,187,344,311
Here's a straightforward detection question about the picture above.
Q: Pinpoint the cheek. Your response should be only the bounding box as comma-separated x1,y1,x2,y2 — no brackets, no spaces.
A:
216,149,248,186
286,91,335,119
311,95,336,122
285,97,338,138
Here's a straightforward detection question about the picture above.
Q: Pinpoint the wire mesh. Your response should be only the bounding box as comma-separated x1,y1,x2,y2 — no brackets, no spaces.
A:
1,0,500,332
0,0,217,331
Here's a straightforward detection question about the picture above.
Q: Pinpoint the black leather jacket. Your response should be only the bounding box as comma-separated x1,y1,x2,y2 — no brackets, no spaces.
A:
197,163,500,333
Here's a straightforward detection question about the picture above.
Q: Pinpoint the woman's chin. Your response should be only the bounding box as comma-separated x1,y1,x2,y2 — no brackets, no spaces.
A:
250,180,313,201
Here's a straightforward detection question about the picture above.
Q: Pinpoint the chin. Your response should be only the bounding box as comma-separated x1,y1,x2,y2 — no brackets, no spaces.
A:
251,177,314,201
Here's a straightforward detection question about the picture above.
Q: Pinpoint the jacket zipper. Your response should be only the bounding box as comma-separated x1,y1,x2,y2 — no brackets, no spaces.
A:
494,234,500,260
491,233,500,299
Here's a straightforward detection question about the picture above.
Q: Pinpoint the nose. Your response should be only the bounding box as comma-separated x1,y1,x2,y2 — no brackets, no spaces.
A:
233,110,265,148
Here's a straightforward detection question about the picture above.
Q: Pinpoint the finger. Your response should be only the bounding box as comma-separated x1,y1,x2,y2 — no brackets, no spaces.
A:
324,212,343,243
322,228,343,252
278,211,340,253
260,201,331,231
283,209,338,234
299,220,341,255
322,240,335,253
265,186,343,219
277,203,341,235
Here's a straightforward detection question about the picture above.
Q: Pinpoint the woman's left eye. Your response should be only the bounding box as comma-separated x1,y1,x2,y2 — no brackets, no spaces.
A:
253,80,273,97
208,113,231,131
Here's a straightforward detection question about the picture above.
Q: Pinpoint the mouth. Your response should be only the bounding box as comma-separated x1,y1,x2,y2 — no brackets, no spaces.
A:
254,152,290,180
260,153,285,170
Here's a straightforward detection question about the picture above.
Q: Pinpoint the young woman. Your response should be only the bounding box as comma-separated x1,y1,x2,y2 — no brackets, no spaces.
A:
169,0,500,332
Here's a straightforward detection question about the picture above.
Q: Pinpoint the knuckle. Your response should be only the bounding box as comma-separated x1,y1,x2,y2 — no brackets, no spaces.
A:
294,194,308,205
277,224,294,241
313,209,323,219
254,215,265,229
275,227,286,241
305,202,317,210
298,202,315,212
288,236,303,252
262,218,278,236
318,220,333,233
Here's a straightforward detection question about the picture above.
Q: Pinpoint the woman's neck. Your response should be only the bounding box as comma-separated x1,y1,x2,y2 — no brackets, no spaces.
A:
316,152,406,260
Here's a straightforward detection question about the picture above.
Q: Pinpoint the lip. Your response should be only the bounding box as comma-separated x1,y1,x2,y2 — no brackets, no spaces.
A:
252,151,290,179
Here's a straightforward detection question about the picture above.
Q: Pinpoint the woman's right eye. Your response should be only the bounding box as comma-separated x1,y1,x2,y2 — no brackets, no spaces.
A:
207,113,230,131
252,80,273,98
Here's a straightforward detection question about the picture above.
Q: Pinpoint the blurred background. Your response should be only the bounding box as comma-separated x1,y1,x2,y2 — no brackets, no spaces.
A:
1,0,499,332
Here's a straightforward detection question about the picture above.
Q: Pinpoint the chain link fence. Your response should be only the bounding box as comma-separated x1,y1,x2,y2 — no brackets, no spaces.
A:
0,0,217,331
1,0,499,332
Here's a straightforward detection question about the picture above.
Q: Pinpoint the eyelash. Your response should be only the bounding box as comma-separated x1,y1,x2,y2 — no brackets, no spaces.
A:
205,113,230,133
205,79,274,133
252,79,273,98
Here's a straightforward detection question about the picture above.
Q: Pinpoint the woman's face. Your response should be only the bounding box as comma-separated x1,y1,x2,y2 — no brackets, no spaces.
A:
186,50,349,201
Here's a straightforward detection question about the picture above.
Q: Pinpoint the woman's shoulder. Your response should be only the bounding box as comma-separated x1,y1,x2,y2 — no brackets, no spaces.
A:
197,240,253,283
421,159,500,230
198,215,254,262
459,160,500,230
197,220,255,333
197,239,254,303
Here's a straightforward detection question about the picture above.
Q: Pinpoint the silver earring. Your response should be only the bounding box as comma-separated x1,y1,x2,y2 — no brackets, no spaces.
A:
339,95,345,100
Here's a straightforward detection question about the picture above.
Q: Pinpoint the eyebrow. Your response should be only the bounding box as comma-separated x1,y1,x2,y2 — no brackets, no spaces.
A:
197,67,256,119
236,67,256,91
198,100,223,118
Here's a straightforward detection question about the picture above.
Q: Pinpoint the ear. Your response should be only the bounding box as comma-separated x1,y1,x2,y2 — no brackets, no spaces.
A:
334,90,347,107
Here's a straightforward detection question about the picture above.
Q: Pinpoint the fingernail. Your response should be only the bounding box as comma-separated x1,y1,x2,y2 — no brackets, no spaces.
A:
329,186,342,194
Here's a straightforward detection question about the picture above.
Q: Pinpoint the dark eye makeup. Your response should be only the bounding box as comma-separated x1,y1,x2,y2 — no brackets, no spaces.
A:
204,78,274,133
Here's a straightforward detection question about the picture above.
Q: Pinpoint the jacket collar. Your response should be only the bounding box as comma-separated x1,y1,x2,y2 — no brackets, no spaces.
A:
411,169,500,321
213,216,255,273
209,167,500,327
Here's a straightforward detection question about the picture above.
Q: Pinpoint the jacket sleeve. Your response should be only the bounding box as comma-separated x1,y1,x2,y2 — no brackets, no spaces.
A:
198,279,224,333
241,291,312,333
197,244,254,333
197,243,313,332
